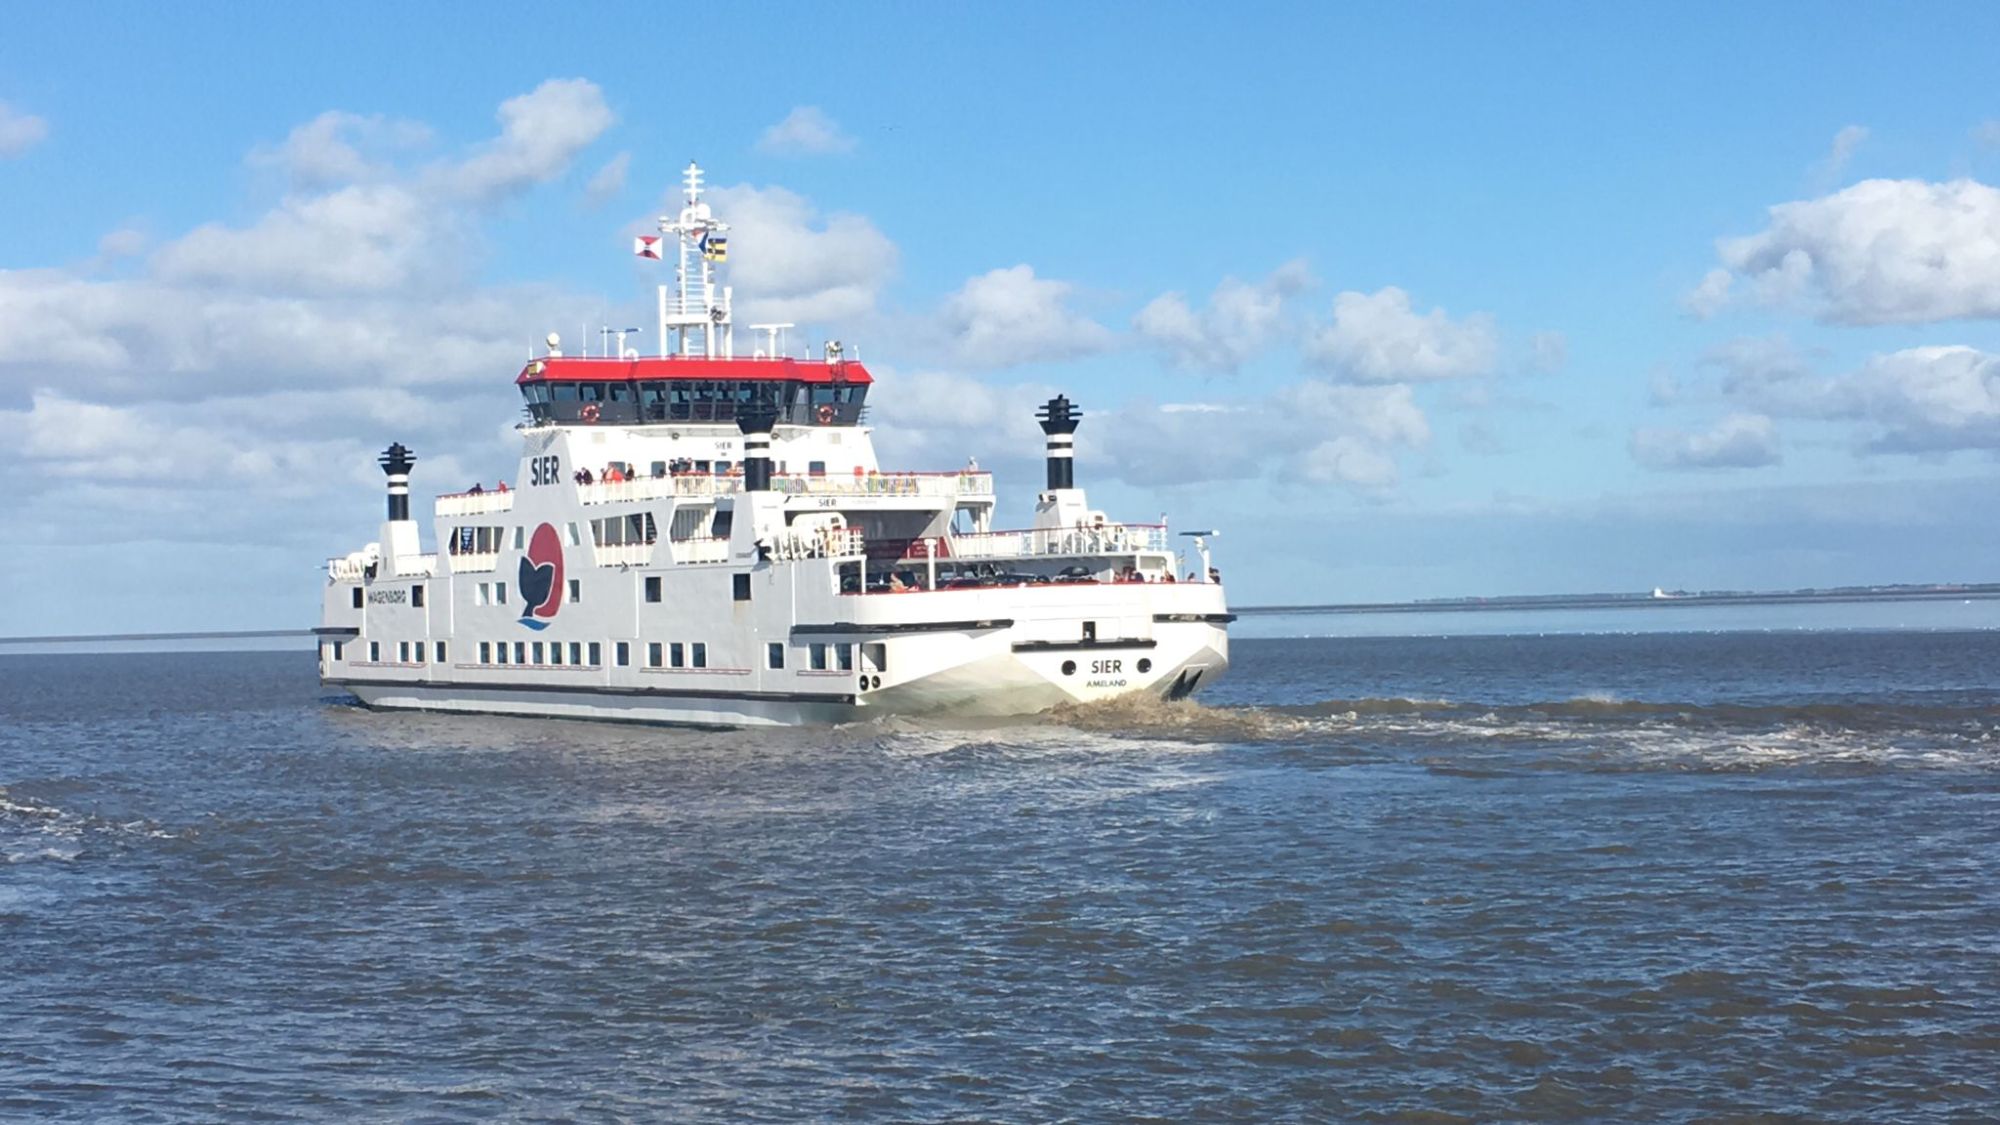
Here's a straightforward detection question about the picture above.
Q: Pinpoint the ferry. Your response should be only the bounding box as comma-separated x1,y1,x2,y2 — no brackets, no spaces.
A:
316,164,1231,726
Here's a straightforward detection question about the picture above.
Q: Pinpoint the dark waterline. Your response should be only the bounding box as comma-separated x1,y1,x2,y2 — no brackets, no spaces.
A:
3,632,1997,1120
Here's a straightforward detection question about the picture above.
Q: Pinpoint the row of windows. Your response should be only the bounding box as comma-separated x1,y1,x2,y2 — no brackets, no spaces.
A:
330,638,882,675
479,640,604,668
331,640,449,664
767,642,855,671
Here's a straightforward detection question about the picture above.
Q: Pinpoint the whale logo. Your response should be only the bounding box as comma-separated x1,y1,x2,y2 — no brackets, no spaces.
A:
517,522,564,630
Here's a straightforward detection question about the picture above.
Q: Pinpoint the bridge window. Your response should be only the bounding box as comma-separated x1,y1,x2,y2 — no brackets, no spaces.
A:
579,383,605,403
552,383,578,402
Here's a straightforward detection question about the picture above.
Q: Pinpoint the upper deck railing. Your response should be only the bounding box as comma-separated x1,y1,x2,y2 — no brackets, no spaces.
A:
939,523,1170,561
436,490,517,517
574,471,991,506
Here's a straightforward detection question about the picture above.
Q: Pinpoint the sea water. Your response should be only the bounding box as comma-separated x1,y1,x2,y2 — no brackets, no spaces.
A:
2,628,1996,1119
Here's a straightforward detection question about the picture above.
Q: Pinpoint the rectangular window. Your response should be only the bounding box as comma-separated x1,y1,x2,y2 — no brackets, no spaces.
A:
436,642,446,664
588,642,601,666
411,585,425,608
475,583,487,606
496,642,509,665
332,641,344,661
645,576,662,603
733,573,751,601
836,643,853,672
810,643,827,671
369,641,380,663
569,642,582,665
496,582,507,605
514,642,526,665
568,578,581,604
550,643,564,666
648,642,663,668
415,642,426,663
532,642,544,665
864,642,886,673
808,460,827,477
351,587,365,609
669,642,684,668
566,522,582,546
691,642,707,669
480,641,491,664
512,526,525,550
616,642,629,667
398,641,410,662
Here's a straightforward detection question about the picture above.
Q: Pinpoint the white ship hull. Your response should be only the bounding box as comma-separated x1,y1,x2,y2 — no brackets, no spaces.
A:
339,619,1226,728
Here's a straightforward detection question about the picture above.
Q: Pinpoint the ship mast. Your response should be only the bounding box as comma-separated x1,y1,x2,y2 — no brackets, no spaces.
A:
655,162,734,359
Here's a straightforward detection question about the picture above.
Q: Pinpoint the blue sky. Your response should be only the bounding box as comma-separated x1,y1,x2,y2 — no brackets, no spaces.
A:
4,3,2000,632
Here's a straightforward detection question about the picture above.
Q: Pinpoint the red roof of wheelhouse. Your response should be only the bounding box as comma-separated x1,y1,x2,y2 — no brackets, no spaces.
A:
516,356,875,386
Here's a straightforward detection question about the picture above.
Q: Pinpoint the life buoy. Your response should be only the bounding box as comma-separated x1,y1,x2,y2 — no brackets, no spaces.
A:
816,404,835,424
580,403,601,424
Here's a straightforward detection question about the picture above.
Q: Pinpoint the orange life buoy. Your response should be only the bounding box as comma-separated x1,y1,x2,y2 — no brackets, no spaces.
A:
816,404,835,424
580,402,601,424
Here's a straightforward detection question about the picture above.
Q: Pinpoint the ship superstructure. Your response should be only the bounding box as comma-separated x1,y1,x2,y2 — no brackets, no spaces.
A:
316,164,1230,726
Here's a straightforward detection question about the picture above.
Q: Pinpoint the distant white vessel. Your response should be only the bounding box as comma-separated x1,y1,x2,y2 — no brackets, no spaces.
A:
316,164,1231,726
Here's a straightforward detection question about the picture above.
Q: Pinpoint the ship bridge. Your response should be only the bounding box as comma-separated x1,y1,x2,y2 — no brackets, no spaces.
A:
517,356,872,428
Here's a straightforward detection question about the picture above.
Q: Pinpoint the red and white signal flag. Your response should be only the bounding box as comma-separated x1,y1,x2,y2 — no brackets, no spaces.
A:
633,235,663,260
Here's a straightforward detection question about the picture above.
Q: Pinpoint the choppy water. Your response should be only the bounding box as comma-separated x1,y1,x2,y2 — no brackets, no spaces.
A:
3,631,1998,1121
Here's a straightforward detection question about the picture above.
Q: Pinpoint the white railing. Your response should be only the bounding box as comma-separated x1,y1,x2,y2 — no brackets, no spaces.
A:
328,553,439,579
772,472,990,499
593,541,654,567
578,471,992,505
774,526,865,561
944,523,1169,561
436,490,517,516
329,557,370,580
448,550,500,573
671,536,730,564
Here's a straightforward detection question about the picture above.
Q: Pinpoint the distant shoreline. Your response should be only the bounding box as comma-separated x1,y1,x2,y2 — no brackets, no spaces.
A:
5,586,1999,644
1237,586,2000,617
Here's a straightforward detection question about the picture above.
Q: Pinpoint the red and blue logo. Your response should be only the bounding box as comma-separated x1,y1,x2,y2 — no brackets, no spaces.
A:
517,522,564,630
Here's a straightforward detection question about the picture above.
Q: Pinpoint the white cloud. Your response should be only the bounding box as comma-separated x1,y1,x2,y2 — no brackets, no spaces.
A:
1816,124,1869,183
1708,339,2000,455
250,110,432,190
151,184,458,295
1103,380,1429,491
938,265,1113,368
1714,178,2000,324
706,183,898,325
1133,261,1310,375
1681,267,1733,318
1632,413,1781,470
584,152,630,206
1305,286,1498,382
438,78,614,201
0,100,49,157
756,106,856,156
1839,346,2000,453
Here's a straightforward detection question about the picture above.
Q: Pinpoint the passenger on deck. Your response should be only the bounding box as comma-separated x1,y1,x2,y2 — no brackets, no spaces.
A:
468,482,483,495
579,468,594,485
495,480,508,492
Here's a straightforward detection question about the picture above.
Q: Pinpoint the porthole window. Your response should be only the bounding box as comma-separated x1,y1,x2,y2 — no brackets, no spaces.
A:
1137,658,1152,673
1061,659,1077,676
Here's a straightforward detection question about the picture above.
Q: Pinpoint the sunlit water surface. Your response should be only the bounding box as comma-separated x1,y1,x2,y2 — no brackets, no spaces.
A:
3,630,1997,1120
